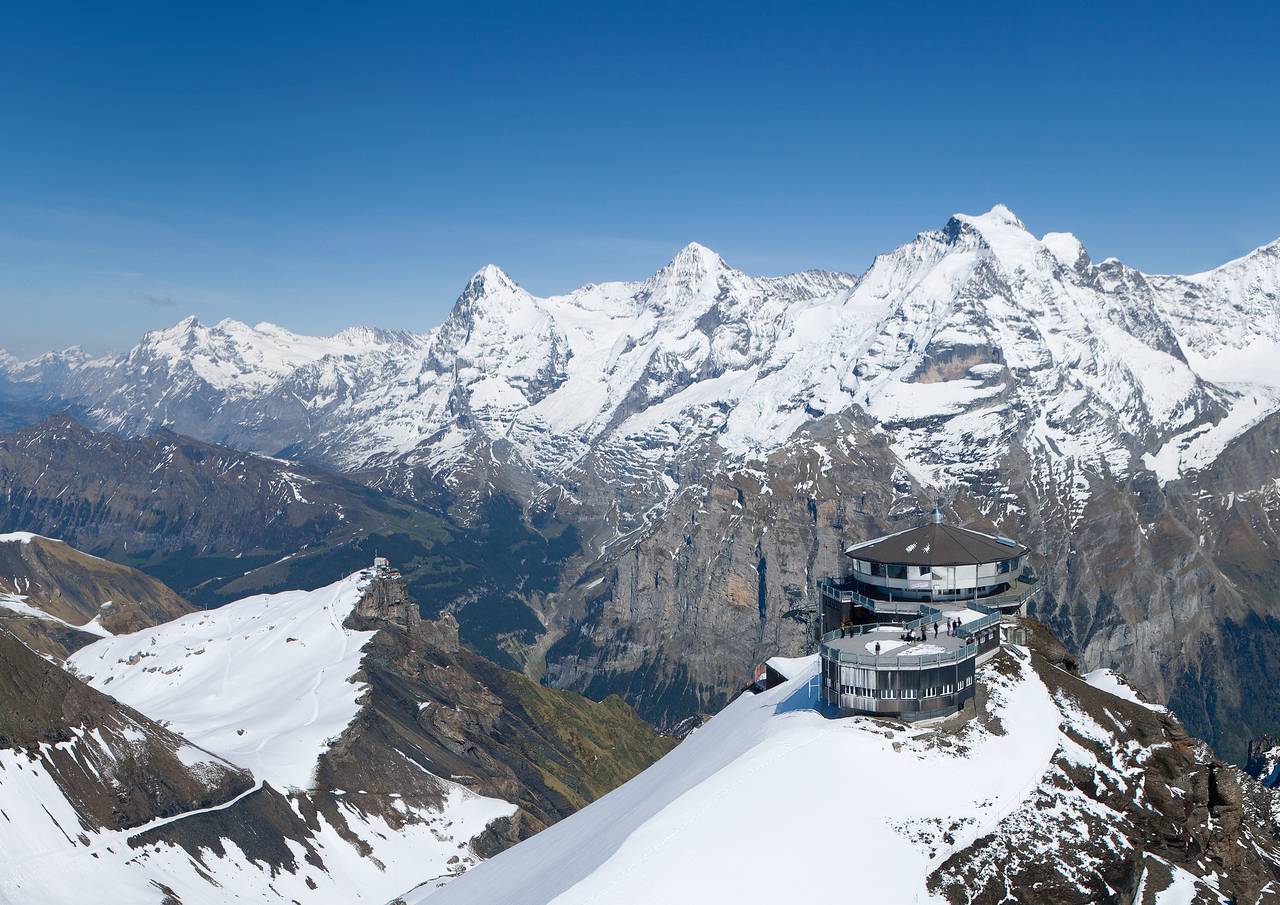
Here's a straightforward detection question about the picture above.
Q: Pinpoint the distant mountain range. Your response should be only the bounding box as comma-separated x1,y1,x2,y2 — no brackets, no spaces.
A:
6,207,1277,502
4,205,1279,760
0,415,575,669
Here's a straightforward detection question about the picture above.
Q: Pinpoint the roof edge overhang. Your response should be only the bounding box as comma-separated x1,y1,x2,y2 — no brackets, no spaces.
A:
842,523,1029,566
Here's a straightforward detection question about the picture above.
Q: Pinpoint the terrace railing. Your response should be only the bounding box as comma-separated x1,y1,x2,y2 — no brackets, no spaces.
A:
904,600,1002,639
817,575,1040,620
819,625,977,669
815,580,927,617
821,645,976,670
969,577,1040,613
958,610,1001,638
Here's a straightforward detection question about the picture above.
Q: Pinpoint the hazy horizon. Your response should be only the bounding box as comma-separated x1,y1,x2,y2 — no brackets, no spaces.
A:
5,201,1279,360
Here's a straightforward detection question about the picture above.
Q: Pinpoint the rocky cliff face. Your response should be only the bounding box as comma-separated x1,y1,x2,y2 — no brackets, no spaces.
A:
341,569,676,846
538,399,1280,766
931,625,1280,904
542,411,912,726
1247,735,1280,789
0,413,367,567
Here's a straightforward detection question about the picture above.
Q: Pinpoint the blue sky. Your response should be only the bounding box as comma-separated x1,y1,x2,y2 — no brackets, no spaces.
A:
2,1,1277,356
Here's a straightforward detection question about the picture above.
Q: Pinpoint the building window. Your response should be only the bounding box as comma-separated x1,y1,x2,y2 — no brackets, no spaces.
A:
870,562,886,578
887,564,908,580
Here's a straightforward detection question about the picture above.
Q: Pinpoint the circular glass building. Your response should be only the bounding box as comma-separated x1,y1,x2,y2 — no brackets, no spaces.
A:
816,509,1039,721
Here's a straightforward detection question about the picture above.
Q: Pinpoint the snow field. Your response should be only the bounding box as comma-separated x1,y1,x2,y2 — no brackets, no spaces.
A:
69,572,377,791
412,652,1063,905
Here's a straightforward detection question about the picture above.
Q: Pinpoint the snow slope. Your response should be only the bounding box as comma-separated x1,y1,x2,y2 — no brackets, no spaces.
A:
1084,667,1169,713
407,653,1064,905
10,571,519,905
0,592,113,637
407,643,1280,905
69,572,376,791
0,750,511,905
0,532,40,544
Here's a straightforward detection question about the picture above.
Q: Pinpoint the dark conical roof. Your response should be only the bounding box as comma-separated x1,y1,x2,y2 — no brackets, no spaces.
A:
844,522,1027,566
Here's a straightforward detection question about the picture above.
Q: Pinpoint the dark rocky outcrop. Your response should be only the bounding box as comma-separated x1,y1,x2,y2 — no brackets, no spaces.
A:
0,630,252,830
927,621,1280,905
541,411,910,729
1247,735,1280,789
339,569,675,846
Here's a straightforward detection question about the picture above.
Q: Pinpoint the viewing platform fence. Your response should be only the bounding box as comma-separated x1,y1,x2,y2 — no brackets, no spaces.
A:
817,575,1041,621
819,625,978,670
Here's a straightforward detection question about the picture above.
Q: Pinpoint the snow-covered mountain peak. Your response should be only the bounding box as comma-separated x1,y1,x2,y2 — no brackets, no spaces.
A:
946,204,1057,273
437,264,538,334
667,240,724,273
1147,233,1280,368
8,209,1280,504
462,263,523,298
940,205,1096,278
1040,231,1087,268
115,315,412,402
329,323,412,349
642,241,735,300
1182,233,1280,281
142,314,202,343
129,316,217,365
435,263,546,351
959,201,1027,229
